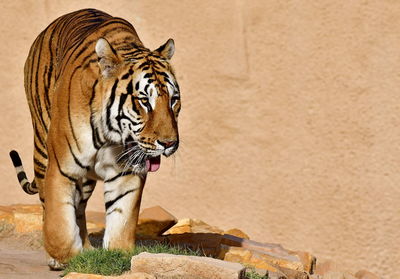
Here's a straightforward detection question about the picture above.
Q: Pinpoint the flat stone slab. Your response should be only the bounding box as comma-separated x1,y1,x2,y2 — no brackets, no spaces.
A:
131,252,246,279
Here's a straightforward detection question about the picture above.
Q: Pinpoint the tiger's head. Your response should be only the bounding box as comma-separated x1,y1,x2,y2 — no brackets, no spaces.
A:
95,38,180,174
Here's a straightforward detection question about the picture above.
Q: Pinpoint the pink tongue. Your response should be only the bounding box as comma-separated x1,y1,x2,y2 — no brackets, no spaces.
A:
146,156,161,172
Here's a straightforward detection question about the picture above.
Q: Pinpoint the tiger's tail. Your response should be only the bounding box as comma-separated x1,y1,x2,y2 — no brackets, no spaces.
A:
9,150,38,195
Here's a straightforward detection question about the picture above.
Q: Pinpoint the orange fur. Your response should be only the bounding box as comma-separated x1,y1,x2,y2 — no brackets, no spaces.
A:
13,8,181,266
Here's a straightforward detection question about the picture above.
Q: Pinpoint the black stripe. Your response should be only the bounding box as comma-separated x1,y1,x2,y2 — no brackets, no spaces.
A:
106,208,123,215
90,117,102,149
83,179,95,186
22,182,34,194
131,95,140,115
83,188,94,194
66,137,90,169
144,84,150,94
80,197,90,203
42,65,51,121
126,80,133,94
121,72,130,80
34,141,48,159
75,183,82,197
118,94,128,115
34,157,47,170
117,114,141,128
34,33,49,133
67,66,82,151
134,125,145,134
31,180,38,189
89,79,98,107
54,152,78,183
106,79,120,133
33,124,47,149
28,39,44,137
89,80,104,149
143,73,153,79
105,189,135,210
137,61,149,69
17,172,27,183
100,24,134,37
9,150,22,167
104,171,134,183
34,170,45,179
45,22,59,112
83,58,97,70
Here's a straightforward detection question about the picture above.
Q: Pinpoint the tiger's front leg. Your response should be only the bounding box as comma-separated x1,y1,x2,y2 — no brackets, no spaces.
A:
103,174,145,250
43,157,83,265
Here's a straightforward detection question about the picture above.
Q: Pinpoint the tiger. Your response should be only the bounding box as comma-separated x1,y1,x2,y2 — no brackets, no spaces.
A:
9,8,181,269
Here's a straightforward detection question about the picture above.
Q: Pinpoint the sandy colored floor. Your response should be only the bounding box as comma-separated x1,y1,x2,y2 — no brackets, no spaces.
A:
0,236,60,279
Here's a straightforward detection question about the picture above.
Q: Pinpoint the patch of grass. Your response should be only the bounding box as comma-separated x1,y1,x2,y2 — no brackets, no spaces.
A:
62,242,201,276
245,268,269,279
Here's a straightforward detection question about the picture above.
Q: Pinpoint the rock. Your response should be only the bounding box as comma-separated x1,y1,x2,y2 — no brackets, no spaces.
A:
12,204,42,233
268,270,288,279
323,272,357,279
64,273,103,279
252,268,268,277
288,251,316,274
221,234,291,258
221,245,279,272
0,206,14,224
64,272,155,279
355,270,381,279
115,272,156,279
130,252,246,279
278,266,309,279
220,245,304,273
166,232,223,257
0,204,43,234
315,260,339,276
113,273,152,279
136,206,177,237
163,218,223,235
224,228,250,240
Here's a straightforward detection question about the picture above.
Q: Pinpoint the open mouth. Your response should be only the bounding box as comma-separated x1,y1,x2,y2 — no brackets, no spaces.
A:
146,156,161,172
123,137,161,172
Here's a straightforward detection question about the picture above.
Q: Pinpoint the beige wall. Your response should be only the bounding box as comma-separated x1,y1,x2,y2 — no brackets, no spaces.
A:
1,1,399,278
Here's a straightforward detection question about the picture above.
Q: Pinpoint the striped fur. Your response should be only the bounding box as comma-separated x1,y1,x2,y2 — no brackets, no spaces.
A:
9,9,180,267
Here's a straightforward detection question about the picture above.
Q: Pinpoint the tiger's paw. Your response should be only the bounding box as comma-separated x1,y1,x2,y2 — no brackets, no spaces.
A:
48,258,67,271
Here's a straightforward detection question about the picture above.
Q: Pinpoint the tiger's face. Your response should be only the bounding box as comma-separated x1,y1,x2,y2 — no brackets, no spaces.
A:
96,38,180,173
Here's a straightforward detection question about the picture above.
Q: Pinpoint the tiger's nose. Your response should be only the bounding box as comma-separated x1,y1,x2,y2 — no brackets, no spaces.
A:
158,140,177,149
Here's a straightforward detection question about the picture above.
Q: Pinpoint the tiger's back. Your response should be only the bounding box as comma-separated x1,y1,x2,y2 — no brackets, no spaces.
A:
23,9,143,194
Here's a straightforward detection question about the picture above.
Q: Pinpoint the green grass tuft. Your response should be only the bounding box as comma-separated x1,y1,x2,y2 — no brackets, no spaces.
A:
63,242,270,278
245,268,269,279
63,242,201,276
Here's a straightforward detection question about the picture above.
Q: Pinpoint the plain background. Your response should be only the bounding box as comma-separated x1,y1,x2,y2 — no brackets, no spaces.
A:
1,1,399,278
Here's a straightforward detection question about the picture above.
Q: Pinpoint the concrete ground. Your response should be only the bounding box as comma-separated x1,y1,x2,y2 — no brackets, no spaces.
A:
0,235,61,279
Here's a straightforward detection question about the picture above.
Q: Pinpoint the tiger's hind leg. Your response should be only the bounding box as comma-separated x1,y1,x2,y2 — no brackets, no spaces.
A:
75,178,97,249
46,178,96,270
43,155,83,266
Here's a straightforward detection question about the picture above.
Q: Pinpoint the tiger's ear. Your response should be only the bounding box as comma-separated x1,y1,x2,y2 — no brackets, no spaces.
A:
95,38,119,77
154,38,175,60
